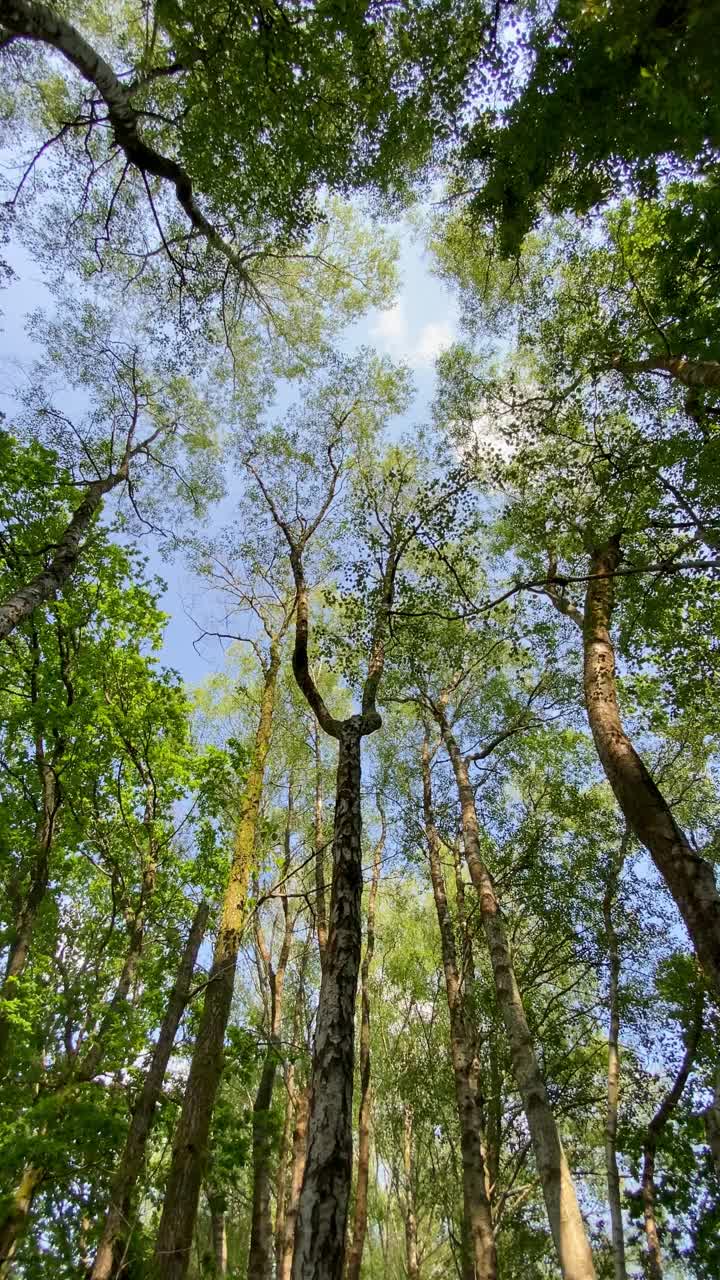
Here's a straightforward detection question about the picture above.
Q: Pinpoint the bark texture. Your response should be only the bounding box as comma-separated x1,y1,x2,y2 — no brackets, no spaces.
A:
615,354,720,390
345,804,385,1280
583,538,720,1001
154,647,280,1280
291,724,366,1280
440,719,597,1280
89,902,208,1280
422,740,496,1280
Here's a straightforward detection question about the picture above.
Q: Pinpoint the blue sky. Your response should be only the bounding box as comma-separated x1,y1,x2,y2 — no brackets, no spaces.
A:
0,221,461,690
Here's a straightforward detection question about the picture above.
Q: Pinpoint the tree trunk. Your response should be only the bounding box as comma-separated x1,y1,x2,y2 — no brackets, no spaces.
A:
583,538,720,1002
211,1210,228,1277
0,475,118,642
441,721,597,1280
0,1165,45,1273
422,740,496,1280
704,1070,720,1173
603,836,628,1280
280,1084,310,1280
345,805,385,1280
641,995,703,1280
89,902,209,1280
155,647,280,1280
291,723,365,1280
615,354,720,390
0,738,59,1063
403,1104,420,1280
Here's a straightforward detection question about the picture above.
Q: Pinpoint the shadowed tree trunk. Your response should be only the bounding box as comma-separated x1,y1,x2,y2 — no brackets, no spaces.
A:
603,832,629,1280
89,901,209,1280
0,1166,45,1274
579,537,720,1002
313,722,329,973
641,994,704,1280
421,737,496,1280
437,712,597,1280
247,784,295,1280
345,802,385,1280
155,642,281,1280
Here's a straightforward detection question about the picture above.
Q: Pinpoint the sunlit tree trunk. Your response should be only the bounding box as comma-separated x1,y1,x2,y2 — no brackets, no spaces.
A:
603,834,629,1280
440,718,597,1280
211,1208,228,1277
314,722,329,972
155,644,281,1280
345,804,385,1280
0,1165,45,1274
421,739,496,1280
89,902,208,1280
582,538,720,1001
247,786,295,1280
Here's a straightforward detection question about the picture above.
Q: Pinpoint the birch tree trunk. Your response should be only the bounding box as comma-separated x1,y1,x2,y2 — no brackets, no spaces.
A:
422,739,496,1280
345,805,385,1280
155,646,280,1280
0,474,119,642
89,902,209,1280
291,723,366,1280
440,721,597,1280
583,538,720,1001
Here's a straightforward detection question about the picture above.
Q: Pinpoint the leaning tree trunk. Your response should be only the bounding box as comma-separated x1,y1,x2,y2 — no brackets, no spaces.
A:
422,740,496,1280
155,647,280,1280
441,723,597,1280
89,902,209,1280
615,353,720,391
603,836,629,1280
345,805,385,1280
0,474,119,642
0,1166,45,1274
583,538,720,1002
291,722,366,1280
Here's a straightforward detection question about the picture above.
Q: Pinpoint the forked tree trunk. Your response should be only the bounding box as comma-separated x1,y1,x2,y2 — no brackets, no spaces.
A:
422,740,496,1280
89,902,209,1280
603,836,628,1280
403,1104,420,1280
345,805,385,1280
583,539,720,1002
440,722,597,1280
291,723,365,1280
0,474,120,642
155,647,280,1280
641,996,703,1280
280,1083,310,1280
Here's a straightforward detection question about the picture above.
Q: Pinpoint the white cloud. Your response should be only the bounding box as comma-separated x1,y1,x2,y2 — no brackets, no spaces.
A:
370,302,455,369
